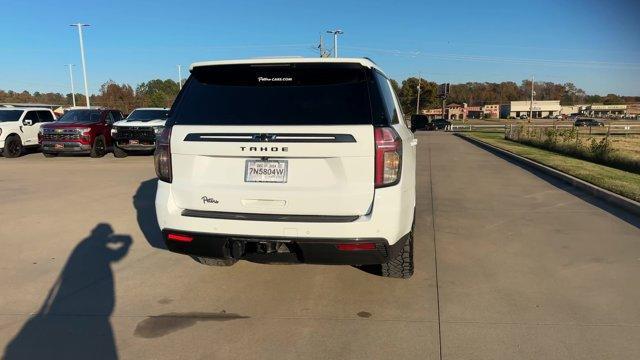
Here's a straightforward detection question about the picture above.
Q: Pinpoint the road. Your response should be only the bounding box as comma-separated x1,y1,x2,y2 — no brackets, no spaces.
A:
0,132,638,359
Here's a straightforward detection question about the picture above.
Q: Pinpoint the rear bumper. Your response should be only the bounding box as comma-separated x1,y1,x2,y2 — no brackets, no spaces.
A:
163,229,408,265
42,141,91,153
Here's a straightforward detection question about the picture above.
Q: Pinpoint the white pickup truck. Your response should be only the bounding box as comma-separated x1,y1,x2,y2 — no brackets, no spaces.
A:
0,107,56,158
111,108,169,157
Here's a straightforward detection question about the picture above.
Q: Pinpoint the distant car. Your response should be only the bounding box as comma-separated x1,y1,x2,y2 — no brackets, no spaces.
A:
0,107,57,158
39,108,123,157
574,118,604,127
410,114,427,132
410,115,436,131
111,107,169,157
519,114,529,120
431,118,452,130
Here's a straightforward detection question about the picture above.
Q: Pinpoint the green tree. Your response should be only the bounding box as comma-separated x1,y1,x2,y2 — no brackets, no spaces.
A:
397,77,438,115
135,79,180,108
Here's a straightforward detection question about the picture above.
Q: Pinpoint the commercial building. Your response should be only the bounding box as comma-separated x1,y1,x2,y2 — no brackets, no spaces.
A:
482,104,500,119
424,103,468,120
446,103,467,120
500,100,561,118
467,106,483,119
583,104,626,117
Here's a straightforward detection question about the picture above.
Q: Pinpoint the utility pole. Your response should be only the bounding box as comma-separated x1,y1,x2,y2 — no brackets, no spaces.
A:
529,75,534,121
416,74,421,114
318,33,330,58
326,29,343,58
70,23,91,108
177,65,183,90
67,64,76,107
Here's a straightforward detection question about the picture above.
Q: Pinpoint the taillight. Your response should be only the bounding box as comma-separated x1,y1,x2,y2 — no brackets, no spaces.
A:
374,127,402,187
336,243,376,251
167,233,193,242
154,127,172,183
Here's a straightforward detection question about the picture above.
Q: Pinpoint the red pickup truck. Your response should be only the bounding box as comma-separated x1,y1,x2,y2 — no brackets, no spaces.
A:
40,108,123,157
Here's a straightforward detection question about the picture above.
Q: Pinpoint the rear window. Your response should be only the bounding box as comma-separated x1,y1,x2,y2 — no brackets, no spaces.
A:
170,63,387,126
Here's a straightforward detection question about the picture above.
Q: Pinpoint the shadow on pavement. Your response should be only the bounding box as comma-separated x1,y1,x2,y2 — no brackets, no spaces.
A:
464,138,640,229
133,178,166,249
3,224,132,360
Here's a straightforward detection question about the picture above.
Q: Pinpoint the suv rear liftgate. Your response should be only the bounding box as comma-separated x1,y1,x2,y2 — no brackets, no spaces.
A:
155,60,415,273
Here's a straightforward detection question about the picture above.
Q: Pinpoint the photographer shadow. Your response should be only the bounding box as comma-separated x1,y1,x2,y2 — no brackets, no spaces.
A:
4,224,132,360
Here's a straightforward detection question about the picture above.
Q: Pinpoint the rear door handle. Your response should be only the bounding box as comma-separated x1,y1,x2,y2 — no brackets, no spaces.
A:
410,139,418,147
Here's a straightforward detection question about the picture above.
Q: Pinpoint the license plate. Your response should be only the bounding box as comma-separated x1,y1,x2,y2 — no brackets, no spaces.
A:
129,140,139,145
54,144,64,149
245,160,288,183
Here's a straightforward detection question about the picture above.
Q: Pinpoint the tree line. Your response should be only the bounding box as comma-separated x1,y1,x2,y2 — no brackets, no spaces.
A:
391,78,639,115
0,79,181,114
2,77,638,116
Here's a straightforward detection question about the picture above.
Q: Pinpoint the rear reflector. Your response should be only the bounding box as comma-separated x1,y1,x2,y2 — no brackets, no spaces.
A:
167,233,193,242
336,243,376,251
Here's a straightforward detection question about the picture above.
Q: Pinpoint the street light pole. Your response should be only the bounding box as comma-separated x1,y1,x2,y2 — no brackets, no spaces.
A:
326,30,343,58
67,64,76,107
177,65,182,90
529,75,534,121
416,74,421,115
70,23,91,108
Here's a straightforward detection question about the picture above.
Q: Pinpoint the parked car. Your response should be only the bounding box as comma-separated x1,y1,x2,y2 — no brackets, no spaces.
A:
39,108,123,157
0,108,56,158
111,107,169,157
431,118,452,130
574,118,604,127
155,57,417,278
410,114,435,131
519,114,529,120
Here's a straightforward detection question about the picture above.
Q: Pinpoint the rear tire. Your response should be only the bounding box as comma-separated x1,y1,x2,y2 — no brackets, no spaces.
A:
113,145,128,158
90,136,107,158
192,256,238,267
3,135,23,158
381,231,414,279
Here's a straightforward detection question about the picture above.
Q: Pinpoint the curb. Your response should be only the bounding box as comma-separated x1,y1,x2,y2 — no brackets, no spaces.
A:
455,132,640,217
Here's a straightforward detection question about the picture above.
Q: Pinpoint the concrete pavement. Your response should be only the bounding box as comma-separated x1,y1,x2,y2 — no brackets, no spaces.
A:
0,132,638,359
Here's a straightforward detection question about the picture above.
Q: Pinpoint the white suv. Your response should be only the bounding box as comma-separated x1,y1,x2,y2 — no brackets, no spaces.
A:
0,107,56,158
154,58,417,278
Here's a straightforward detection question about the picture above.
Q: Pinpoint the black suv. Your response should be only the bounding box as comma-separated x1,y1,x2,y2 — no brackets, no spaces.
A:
574,118,604,127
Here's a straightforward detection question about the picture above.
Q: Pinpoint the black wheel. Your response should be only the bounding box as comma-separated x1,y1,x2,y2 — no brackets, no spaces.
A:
43,152,58,158
113,145,128,158
90,136,107,158
381,231,414,279
192,256,238,267
2,135,23,158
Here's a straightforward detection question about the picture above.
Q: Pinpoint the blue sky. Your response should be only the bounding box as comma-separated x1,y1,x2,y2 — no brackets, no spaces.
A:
1,0,639,95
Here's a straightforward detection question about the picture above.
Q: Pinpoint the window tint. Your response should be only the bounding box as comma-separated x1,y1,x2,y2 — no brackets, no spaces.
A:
106,112,115,124
57,110,102,123
111,111,123,121
24,111,38,123
0,110,23,122
37,111,54,122
374,71,399,125
126,109,168,122
171,63,376,126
